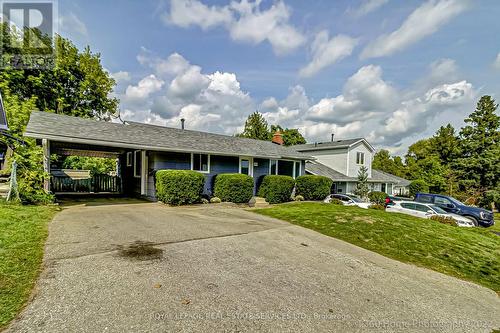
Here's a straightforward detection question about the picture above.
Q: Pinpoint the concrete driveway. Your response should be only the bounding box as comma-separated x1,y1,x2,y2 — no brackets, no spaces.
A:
6,199,499,333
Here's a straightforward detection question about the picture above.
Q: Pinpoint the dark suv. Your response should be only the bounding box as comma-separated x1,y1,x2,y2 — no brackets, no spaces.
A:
414,193,494,227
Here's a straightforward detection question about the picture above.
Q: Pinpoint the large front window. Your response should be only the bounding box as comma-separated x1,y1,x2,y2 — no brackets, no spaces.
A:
192,153,209,173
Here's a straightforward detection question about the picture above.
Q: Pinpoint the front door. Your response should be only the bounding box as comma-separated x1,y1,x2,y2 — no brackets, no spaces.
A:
239,157,253,176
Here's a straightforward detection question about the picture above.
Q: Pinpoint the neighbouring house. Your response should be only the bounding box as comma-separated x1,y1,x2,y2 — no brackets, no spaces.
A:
25,111,312,200
294,138,410,196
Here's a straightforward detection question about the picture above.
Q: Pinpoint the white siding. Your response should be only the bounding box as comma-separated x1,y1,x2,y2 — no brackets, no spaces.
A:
347,142,373,177
309,148,348,174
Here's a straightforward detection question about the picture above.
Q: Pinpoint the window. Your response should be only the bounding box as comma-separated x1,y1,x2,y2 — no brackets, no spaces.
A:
418,194,433,203
134,151,142,178
415,204,430,212
294,161,301,178
270,159,277,175
126,152,132,167
192,154,209,173
240,158,251,175
381,183,386,192
401,203,416,210
277,160,294,177
356,152,365,165
434,196,452,206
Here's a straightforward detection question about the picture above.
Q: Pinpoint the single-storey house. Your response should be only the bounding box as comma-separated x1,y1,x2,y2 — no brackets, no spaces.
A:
294,138,410,196
25,111,313,200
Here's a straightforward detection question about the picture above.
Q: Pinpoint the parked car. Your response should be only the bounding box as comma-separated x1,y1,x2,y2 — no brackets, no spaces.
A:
324,194,371,209
414,193,494,227
386,201,474,227
384,195,408,207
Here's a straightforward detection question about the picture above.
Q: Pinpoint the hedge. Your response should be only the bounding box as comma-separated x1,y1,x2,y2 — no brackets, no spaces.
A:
258,175,295,204
368,191,387,205
156,170,205,205
295,175,333,201
214,173,254,203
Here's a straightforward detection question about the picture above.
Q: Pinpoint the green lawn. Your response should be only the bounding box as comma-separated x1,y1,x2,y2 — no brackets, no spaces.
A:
254,202,500,292
0,203,58,329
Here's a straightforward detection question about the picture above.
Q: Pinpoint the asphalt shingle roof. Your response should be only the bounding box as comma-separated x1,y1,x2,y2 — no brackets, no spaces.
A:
306,161,410,185
294,138,366,151
25,111,312,160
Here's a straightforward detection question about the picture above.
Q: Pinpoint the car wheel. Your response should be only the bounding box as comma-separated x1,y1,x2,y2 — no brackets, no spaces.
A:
467,216,479,227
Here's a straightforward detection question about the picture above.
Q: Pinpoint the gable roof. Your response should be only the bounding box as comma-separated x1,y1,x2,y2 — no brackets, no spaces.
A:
25,111,313,160
306,161,410,185
294,138,375,152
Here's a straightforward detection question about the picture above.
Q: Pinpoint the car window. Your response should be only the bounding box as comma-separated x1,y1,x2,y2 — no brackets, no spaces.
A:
349,196,363,203
434,197,452,205
417,195,433,203
401,203,415,210
415,204,430,212
430,205,447,214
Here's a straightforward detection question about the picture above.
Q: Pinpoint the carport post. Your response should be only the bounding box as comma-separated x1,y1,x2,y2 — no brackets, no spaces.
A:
42,139,50,193
140,150,147,196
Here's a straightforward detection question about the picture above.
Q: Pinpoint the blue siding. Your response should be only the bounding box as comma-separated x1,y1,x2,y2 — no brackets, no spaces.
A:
152,152,191,170
204,155,239,195
253,158,270,194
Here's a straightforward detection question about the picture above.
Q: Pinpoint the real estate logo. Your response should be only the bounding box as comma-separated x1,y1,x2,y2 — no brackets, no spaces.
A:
0,0,57,69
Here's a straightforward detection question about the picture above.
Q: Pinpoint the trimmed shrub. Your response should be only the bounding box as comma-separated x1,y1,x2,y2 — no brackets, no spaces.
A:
430,215,456,226
214,173,254,203
294,195,304,202
409,179,429,197
295,175,333,201
210,197,221,203
201,198,209,204
156,170,205,205
368,191,387,205
369,204,386,210
258,175,295,204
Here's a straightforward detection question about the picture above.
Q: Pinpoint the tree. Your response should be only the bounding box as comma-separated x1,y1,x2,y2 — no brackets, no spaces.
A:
0,27,118,121
270,125,306,146
409,179,429,197
353,166,370,200
237,112,271,141
455,96,500,192
372,149,406,177
62,156,116,176
431,124,460,165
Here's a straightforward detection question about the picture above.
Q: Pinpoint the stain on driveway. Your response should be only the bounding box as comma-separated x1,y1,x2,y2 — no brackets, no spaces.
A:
5,199,500,332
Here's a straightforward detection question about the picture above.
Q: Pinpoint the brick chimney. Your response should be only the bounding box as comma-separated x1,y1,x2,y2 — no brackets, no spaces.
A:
272,131,284,145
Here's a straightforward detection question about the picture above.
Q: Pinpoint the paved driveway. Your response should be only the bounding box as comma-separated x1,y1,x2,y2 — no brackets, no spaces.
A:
6,199,500,332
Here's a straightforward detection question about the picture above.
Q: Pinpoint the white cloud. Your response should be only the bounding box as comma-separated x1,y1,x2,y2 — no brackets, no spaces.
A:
110,71,131,83
163,0,232,30
348,0,389,18
168,65,210,100
361,0,468,59
124,75,164,101
493,52,500,69
163,0,305,55
59,12,88,38
299,31,358,78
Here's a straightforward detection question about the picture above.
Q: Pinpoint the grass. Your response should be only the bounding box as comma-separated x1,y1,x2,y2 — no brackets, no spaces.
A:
0,202,58,329
254,202,500,292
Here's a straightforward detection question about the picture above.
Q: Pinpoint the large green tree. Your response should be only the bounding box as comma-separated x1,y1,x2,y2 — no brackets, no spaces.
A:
455,96,500,191
237,112,271,141
431,124,460,165
372,149,406,177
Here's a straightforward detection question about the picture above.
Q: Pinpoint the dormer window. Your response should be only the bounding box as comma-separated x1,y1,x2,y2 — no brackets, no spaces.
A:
356,152,365,165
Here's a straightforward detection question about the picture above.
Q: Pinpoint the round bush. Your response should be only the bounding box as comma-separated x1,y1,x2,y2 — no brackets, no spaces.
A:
409,179,429,197
210,197,221,203
214,173,254,203
369,204,386,210
294,195,304,201
430,215,456,226
295,175,333,201
258,175,295,204
368,191,387,205
156,170,205,205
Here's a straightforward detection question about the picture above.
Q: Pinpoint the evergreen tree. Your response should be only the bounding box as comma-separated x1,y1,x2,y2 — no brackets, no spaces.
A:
431,124,460,165
237,112,271,141
353,166,370,200
455,95,500,191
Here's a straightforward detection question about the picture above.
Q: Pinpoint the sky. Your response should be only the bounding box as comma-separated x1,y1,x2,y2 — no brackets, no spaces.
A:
57,0,500,154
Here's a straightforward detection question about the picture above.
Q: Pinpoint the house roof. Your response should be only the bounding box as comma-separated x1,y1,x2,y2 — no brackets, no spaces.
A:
25,111,313,160
294,138,375,152
306,161,410,185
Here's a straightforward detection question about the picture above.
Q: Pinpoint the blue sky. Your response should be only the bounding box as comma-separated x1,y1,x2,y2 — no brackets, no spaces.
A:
58,0,500,153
